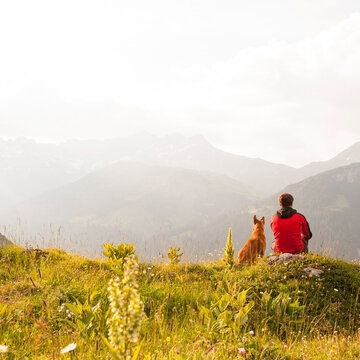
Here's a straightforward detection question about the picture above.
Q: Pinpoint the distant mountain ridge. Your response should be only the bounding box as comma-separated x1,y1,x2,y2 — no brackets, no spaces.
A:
1,134,359,211
9,161,258,256
296,141,360,180
55,133,295,195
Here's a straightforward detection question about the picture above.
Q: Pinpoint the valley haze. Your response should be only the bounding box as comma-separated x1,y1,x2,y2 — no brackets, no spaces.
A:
1,133,359,261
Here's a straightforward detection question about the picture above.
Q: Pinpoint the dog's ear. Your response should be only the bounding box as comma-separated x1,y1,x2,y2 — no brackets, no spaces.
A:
253,215,258,224
261,216,265,224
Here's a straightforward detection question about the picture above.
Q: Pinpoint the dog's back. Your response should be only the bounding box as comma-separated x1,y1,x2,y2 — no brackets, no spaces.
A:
238,215,266,263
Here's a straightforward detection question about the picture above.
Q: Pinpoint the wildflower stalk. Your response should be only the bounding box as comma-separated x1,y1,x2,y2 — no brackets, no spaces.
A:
106,254,144,360
223,227,235,269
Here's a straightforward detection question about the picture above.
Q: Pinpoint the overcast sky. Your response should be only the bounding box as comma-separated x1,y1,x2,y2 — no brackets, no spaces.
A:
1,0,360,167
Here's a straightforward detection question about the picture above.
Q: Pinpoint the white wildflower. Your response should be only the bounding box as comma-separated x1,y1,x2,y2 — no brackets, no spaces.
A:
0,345,8,353
60,343,76,354
107,255,144,360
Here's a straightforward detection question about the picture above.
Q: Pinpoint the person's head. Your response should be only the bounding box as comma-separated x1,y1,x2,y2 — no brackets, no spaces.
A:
278,193,294,208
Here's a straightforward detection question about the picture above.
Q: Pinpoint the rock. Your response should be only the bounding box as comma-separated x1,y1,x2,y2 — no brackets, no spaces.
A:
302,267,324,277
267,253,306,264
279,253,306,261
22,248,49,259
267,256,279,265
266,254,325,277
0,233,12,247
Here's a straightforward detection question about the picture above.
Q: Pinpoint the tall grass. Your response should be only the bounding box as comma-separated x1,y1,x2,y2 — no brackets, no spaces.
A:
0,245,359,359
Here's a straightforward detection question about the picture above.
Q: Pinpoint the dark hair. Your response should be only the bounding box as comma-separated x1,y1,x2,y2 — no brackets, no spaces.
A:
278,193,294,207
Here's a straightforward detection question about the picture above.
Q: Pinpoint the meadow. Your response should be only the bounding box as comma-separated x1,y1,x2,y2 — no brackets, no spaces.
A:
0,244,359,359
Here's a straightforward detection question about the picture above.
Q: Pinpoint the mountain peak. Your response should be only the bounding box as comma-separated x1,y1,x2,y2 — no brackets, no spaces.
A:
329,141,360,166
161,133,212,147
189,134,212,146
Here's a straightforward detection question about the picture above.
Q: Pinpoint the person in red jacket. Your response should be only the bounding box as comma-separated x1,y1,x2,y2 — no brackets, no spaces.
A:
270,193,312,254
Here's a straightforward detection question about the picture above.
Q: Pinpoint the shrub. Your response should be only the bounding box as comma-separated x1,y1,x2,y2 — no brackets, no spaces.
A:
167,246,183,265
103,242,136,273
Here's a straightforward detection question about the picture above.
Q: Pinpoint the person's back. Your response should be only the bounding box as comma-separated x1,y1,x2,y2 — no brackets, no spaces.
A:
270,193,312,254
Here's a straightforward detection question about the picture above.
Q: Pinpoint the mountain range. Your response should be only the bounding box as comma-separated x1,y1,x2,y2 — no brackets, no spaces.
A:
10,161,257,256
1,134,360,259
1,134,360,206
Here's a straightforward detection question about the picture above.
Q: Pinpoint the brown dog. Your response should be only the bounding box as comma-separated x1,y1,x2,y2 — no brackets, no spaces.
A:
237,215,266,263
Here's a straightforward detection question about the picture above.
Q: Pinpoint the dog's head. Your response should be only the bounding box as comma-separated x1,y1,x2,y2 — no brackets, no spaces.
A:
253,215,265,230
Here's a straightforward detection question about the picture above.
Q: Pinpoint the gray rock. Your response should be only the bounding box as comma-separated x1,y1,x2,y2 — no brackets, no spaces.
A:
0,233,12,247
267,255,279,265
302,267,324,277
279,253,306,261
267,253,306,264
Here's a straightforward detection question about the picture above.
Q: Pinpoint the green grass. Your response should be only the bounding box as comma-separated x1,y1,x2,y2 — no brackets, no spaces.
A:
0,245,359,359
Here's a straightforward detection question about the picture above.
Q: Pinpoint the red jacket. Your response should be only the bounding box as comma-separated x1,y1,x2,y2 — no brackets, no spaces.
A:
270,208,312,254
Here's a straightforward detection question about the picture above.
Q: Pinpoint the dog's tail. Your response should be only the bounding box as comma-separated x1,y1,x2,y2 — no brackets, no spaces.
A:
237,248,247,264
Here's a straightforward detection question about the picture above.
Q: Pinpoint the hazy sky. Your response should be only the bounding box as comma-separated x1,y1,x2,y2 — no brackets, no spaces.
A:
1,0,360,167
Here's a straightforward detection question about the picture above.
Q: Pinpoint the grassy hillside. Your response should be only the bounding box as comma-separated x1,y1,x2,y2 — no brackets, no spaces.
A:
0,245,359,359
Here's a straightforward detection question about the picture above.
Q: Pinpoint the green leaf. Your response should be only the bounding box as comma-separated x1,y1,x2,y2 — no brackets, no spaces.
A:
244,301,254,315
131,340,144,360
287,301,305,314
218,293,231,312
217,310,232,326
59,318,78,331
237,289,249,307
199,306,212,321
64,303,81,317
234,311,248,330
91,301,101,314
101,335,122,360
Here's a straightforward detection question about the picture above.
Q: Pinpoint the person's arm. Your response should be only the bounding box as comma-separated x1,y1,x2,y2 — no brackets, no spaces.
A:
299,214,312,240
270,216,275,232
270,216,276,252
